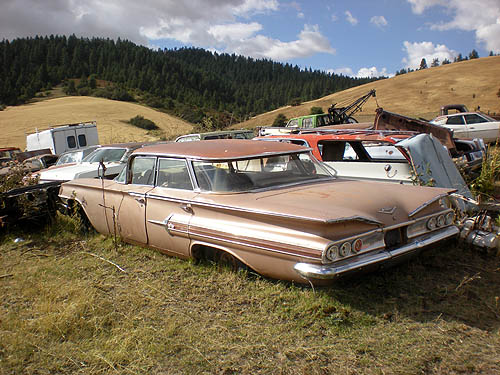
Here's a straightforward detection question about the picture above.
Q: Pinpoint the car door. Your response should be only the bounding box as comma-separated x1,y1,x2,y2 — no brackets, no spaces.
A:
145,157,198,258
102,156,156,244
463,114,499,142
445,115,469,139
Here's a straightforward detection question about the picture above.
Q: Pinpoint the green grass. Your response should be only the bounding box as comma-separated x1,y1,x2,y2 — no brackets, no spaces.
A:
1,216,499,374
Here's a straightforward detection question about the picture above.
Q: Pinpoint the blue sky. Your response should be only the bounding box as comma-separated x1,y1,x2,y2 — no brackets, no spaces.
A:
1,0,499,77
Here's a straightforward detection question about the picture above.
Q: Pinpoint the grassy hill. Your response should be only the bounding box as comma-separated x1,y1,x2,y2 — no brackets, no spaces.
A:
236,56,500,129
0,96,193,149
1,56,499,150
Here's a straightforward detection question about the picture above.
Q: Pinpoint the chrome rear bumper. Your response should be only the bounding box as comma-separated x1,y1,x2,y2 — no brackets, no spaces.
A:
294,225,459,280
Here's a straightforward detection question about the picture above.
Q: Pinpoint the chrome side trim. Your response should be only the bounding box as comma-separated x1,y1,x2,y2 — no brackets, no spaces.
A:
408,193,450,217
189,228,320,261
147,193,381,225
294,225,458,279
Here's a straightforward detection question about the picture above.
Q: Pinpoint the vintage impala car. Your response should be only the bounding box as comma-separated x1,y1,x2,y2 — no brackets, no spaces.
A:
59,140,458,285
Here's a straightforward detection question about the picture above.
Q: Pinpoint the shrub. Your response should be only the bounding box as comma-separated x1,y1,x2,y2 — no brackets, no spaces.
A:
310,106,324,115
272,113,287,127
129,115,159,130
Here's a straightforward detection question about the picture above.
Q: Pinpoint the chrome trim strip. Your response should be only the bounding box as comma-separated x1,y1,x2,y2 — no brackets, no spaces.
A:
147,193,381,225
408,193,450,217
128,191,146,198
190,229,320,261
295,225,458,279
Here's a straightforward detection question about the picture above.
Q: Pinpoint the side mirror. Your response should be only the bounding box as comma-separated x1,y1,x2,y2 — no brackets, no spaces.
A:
98,159,107,179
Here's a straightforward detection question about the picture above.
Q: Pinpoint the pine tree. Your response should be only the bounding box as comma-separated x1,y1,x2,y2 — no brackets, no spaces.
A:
419,58,428,70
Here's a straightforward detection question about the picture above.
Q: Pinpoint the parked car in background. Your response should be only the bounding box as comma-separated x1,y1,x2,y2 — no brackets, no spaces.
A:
430,112,500,143
0,147,21,164
255,129,483,184
38,143,147,182
59,139,458,285
55,145,101,166
175,129,254,142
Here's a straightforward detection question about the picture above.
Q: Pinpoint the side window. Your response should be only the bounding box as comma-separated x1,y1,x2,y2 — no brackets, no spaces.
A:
317,116,326,126
320,141,347,161
67,136,77,149
446,115,465,125
157,158,193,190
302,118,313,128
464,114,487,124
287,119,299,128
78,134,87,147
130,157,156,185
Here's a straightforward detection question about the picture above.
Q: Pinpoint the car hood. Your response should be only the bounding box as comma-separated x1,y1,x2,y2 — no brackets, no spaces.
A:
196,179,453,227
39,161,122,181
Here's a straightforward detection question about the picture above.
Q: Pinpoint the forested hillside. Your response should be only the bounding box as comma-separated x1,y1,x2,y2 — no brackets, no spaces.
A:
0,35,376,127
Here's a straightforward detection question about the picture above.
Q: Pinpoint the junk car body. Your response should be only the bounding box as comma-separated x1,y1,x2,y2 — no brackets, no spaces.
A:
59,140,458,285
255,129,482,186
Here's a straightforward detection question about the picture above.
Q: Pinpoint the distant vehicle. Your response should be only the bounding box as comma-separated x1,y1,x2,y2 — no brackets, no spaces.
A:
175,130,254,142
26,121,99,154
0,147,21,164
430,112,500,143
258,90,376,136
0,153,59,177
38,143,146,182
54,146,101,166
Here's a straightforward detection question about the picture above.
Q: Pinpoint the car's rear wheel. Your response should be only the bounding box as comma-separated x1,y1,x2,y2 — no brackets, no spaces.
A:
192,245,248,272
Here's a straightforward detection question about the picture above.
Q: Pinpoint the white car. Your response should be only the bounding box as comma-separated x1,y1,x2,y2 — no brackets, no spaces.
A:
430,112,500,143
38,143,146,182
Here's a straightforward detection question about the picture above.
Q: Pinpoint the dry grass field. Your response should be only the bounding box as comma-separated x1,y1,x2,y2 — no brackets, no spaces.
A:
236,55,500,129
0,96,193,149
1,217,499,374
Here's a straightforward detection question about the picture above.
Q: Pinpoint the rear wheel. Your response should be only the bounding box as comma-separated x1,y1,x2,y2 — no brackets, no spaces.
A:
193,245,248,272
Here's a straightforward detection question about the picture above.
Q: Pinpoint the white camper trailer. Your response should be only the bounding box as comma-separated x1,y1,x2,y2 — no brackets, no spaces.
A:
26,121,99,155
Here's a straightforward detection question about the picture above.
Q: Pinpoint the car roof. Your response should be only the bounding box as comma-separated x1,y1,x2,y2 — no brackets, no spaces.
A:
134,139,311,160
258,129,415,143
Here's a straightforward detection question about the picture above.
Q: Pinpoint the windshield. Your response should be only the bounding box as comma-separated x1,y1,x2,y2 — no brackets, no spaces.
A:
83,148,127,163
192,152,333,192
56,151,82,165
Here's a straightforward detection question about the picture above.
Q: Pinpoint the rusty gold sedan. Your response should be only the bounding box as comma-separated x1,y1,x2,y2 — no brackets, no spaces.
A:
59,140,458,285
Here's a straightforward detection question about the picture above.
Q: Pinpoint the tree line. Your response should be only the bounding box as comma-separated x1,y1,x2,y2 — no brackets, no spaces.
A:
396,49,495,75
0,35,377,127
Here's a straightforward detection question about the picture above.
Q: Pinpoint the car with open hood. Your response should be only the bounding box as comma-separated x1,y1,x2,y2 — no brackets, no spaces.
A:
59,139,458,285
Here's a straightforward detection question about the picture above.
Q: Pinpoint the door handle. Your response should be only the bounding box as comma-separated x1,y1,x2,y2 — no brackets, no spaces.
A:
180,203,193,214
135,197,145,205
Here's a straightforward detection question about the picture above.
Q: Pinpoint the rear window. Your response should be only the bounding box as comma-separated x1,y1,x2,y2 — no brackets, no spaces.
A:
78,134,87,147
67,136,76,149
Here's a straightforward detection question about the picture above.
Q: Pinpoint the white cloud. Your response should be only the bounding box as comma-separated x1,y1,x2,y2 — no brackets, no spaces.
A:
407,0,500,52
208,22,262,43
233,24,335,61
297,12,305,19
370,15,388,28
355,67,388,78
345,11,358,26
402,41,457,69
0,0,337,62
329,66,389,78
